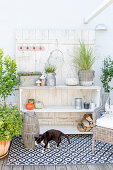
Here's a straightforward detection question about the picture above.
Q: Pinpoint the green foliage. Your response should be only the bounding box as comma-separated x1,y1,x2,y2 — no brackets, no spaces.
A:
0,50,23,142
17,71,42,76
45,63,56,73
0,49,19,104
73,41,95,70
100,57,113,93
17,72,28,76
0,105,23,141
32,72,42,76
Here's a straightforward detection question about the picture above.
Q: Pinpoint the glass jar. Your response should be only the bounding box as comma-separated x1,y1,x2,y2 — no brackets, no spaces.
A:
75,98,82,109
35,101,44,109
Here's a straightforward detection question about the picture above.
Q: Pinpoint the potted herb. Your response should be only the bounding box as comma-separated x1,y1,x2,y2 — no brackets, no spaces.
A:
17,71,42,86
100,57,113,93
73,41,95,86
45,63,56,86
0,49,23,159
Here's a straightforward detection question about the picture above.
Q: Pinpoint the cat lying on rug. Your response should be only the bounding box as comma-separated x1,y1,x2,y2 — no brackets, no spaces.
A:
35,129,70,152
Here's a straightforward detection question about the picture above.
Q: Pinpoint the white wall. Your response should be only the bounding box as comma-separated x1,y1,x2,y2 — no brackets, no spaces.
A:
0,0,113,104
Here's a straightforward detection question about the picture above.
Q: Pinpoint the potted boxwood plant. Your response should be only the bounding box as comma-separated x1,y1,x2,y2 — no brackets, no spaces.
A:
0,49,23,159
100,57,113,93
73,41,95,86
17,71,42,86
45,63,56,86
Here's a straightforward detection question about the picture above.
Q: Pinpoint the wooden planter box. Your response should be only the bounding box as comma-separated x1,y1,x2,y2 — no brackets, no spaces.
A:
19,76,40,86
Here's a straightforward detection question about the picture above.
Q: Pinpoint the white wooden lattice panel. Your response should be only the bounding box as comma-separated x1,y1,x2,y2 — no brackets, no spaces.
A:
16,30,95,85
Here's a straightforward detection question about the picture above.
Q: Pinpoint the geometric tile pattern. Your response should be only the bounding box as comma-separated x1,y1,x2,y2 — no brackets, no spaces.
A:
7,135,113,165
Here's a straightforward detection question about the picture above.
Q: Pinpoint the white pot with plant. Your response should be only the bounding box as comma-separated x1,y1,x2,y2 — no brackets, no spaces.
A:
73,42,95,86
45,63,56,86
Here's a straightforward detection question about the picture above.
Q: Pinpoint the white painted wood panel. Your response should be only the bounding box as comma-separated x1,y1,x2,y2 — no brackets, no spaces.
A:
16,30,95,85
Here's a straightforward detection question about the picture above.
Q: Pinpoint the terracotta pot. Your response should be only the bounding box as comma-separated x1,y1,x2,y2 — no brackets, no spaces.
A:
0,141,10,159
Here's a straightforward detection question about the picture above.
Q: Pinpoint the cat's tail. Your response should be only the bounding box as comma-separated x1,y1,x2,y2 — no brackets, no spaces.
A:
62,134,70,144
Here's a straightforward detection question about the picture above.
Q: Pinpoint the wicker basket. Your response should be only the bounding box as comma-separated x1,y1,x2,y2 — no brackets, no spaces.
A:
78,70,95,86
22,112,40,149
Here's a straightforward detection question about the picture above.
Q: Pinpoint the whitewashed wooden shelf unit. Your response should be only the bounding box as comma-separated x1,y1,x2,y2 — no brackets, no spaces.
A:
17,30,98,134
19,85,101,134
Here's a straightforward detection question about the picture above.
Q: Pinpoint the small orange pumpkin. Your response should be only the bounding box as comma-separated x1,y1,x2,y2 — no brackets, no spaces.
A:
26,103,34,110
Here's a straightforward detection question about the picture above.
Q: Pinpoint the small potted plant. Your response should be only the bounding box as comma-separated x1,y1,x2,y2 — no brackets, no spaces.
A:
17,71,42,86
100,57,113,93
0,49,23,159
45,63,56,86
73,41,95,86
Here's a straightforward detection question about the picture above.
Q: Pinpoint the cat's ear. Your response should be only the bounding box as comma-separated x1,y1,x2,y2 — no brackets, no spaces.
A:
34,136,38,139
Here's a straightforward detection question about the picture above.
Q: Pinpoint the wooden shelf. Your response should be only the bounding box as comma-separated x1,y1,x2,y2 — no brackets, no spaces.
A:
19,85,100,134
40,125,93,135
21,106,94,113
19,85,101,90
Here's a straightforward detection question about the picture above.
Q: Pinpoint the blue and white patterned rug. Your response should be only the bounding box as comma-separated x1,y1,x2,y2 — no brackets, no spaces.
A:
7,135,113,165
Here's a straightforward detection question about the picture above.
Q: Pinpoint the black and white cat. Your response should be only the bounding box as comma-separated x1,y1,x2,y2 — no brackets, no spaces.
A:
35,129,70,152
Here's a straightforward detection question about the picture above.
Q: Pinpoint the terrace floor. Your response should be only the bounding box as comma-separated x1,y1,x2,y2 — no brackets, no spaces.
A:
0,156,113,170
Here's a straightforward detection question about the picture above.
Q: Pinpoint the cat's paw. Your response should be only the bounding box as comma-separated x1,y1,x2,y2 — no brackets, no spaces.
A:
35,141,38,146
21,139,23,143
42,149,45,153
47,143,50,149
41,141,45,145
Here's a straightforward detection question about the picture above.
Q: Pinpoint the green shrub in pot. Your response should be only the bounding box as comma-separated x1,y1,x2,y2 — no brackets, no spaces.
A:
73,41,95,86
0,49,22,158
100,57,113,93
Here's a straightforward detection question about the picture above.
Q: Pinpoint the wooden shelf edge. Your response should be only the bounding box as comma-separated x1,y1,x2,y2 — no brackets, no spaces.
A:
19,85,101,90
21,106,94,113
